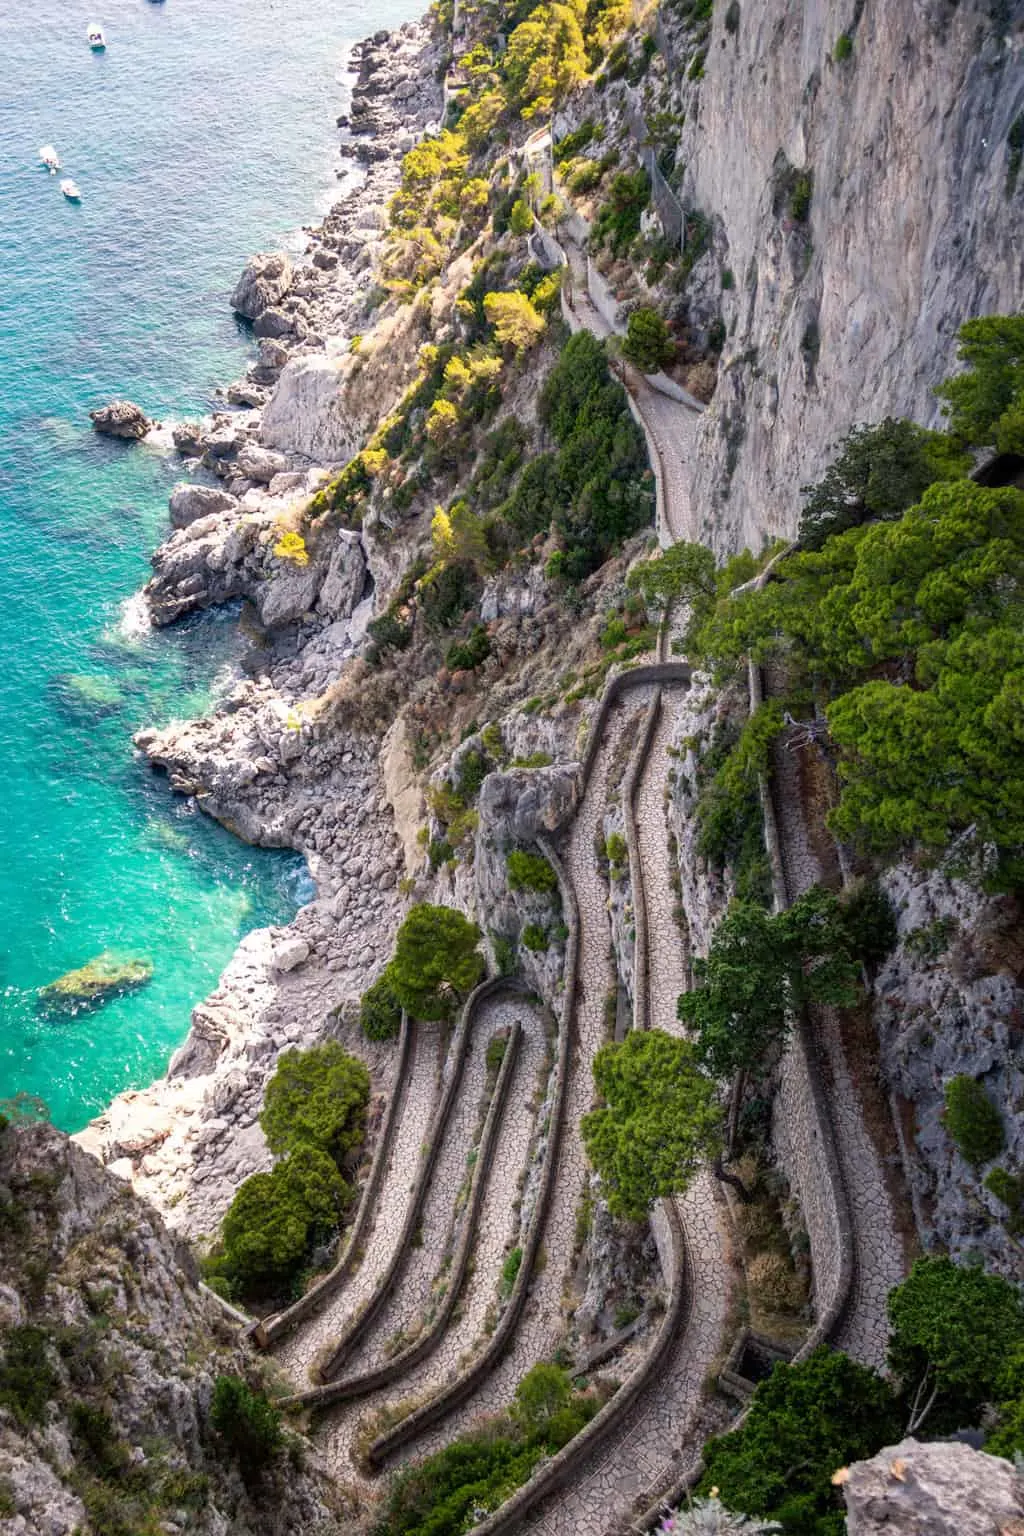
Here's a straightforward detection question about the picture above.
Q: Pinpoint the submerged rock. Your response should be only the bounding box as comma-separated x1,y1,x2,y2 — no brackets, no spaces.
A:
89,399,154,439
38,952,154,1015
51,671,125,719
230,251,294,320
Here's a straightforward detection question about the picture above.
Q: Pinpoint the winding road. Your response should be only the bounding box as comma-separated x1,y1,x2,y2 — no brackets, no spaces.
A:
257,205,907,1535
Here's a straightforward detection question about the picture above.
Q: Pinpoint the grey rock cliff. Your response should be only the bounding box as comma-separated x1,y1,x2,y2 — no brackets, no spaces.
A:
0,1121,345,1535
671,0,1024,552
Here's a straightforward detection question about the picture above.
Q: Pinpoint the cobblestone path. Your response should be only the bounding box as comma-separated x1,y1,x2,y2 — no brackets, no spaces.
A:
769,741,905,1370
521,684,731,1535
273,1020,443,1383
319,996,549,1478
396,695,654,1461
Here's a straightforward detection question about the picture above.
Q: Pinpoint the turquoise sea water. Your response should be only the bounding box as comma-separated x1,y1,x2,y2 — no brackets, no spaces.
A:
0,0,412,1131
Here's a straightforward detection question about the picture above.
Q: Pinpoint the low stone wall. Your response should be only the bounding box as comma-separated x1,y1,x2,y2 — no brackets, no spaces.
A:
315,992,479,1379
469,1198,690,1536
367,837,579,1466
750,661,855,1356
256,1013,414,1349
623,691,663,1033
278,1015,524,1410
466,684,694,1536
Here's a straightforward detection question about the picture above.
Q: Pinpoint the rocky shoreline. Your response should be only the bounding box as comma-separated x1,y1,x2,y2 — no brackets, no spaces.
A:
75,17,442,1239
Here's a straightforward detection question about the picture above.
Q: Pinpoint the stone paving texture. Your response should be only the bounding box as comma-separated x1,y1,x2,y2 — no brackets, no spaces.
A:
319,996,549,1478
273,1020,442,1383
262,217,906,1532
770,739,905,1370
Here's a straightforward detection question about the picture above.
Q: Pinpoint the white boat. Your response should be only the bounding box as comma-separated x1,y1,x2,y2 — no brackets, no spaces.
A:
60,179,82,202
39,144,61,172
87,24,106,49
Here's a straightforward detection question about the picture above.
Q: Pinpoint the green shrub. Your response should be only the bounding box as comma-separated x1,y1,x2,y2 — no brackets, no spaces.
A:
521,924,549,952
485,1034,509,1075
446,624,492,671
888,1256,1024,1434
261,1042,369,1166
680,887,862,1077
374,1430,544,1536
985,1166,1024,1235
208,1146,350,1301
511,751,553,768
502,329,653,580
512,1363,572,1431
491,932,517,977
509,198,534,236
70,1401,127,1481
500,1246,523,1297
591,169,650,256
506,849,558,894
935,314,1024,453
622,307,675,373
360,970,404,1041
0,1326,57,1426
797,417,968,549
699,1347,899,1534
455,746,493,798
988,1343,1024,1458
582,1029,722,1219
605,831,627,875
836,880,898,969
210,1375,282,1485
943,1075,1005,1167
388,903,485,1020
833,31,853,60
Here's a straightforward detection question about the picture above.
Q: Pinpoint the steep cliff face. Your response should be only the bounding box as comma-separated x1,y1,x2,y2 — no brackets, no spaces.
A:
0,1122,346,1535
674,0,1024,551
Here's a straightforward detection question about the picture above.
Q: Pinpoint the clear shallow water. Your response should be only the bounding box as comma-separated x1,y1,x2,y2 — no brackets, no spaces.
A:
0,0,412,1131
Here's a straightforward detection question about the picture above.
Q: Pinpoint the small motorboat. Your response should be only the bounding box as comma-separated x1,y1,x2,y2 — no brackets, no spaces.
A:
39,144,61,173
87,24,107,50
60,178,82,202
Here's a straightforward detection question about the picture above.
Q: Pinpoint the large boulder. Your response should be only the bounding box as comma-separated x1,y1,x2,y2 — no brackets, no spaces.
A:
318,530,366,620
478,764,582,844
38,952,153,1015
260,353,355,462
89,399,153,440
844,1438,1024,1535
168,482,238,529
230,251,293,320
236,443,290,484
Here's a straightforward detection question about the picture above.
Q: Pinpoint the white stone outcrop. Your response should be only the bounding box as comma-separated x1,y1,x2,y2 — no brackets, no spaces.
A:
230,250,294,319
844,1438,1024,1535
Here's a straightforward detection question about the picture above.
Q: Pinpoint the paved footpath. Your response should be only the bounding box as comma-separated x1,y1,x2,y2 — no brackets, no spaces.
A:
319,995,549,1479
395,693,655,1462
273,1020,442,1384
769,741,904,1371
521,683,730,1535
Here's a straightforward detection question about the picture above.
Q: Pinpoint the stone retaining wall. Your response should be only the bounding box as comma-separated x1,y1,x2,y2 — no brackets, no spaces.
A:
256,1013,414,1349
317,978,529,1381
367,836,579,1466
465,679,693,1536
278,1015,525,1410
